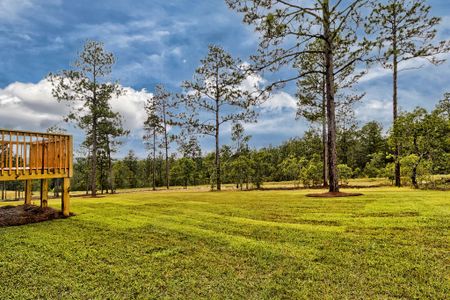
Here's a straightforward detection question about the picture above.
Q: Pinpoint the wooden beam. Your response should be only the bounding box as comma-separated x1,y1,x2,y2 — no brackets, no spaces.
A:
0,128,70,137
25,179,32,205
0,170,69,182
62,177,70,217
40,179,48,208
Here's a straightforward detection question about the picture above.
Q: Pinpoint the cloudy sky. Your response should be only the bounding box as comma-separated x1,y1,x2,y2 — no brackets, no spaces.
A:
0,0,449,157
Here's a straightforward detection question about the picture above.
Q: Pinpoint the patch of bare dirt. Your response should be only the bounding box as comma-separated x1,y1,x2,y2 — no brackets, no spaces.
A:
306,192,363,198
0,205,71,227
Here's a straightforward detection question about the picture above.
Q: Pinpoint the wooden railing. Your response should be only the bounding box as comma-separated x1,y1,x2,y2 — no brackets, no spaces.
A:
0,129,73,181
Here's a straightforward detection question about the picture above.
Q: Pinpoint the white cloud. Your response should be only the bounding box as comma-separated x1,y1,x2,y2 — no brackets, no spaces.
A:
261,91,297,111
112,87,152,133
355,99,392,125
74,22,171,49
244,91,303,136
0,78,152,134
0,0,33,21
244,114,302,135
359,66,390,83
0,79,67,130
0,0,62,23
240,72,266,93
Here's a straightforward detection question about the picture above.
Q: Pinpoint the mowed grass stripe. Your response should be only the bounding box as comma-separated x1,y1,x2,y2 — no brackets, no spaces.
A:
0,187,449,299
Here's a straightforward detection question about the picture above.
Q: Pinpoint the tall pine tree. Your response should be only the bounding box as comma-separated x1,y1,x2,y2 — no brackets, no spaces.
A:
180,45,259,191
148,85,178,189
49,40,122,197
366,0,450,186
226,0,370,192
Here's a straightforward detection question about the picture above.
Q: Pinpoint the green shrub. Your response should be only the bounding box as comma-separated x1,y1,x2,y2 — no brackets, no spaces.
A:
299,155,323,187
337,164,353,185
363,152,387,178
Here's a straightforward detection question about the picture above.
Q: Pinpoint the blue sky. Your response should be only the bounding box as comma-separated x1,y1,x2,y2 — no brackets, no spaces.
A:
0,0,449,157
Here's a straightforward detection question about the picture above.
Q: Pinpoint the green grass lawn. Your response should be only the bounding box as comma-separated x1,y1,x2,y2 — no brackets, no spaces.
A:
0,187,449,299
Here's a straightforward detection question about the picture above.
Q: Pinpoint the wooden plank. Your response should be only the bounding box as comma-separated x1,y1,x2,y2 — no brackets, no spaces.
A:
23,134,27,174
46,138,49,174
63,137,66,172
59,135,63,173
18,133,21,173
25,179,32,205
20,133,24,174
68,136,73,178
52,135,56,172
30,136,34,170
0,131,4,176
8,131,12,176
35,135,39,172
62,177,70,217
15,132,19,176
30,135,35,172
65,137,69,172
40,179,48,208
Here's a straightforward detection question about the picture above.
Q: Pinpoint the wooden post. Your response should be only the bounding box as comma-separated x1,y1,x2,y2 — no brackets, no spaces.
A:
25,180,32,205
62,177,70,217
40,179,48,208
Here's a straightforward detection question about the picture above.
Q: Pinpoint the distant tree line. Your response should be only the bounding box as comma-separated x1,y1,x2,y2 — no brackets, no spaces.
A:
70,95,449,191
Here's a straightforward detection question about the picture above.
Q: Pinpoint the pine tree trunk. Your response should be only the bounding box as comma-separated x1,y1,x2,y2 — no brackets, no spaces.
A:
91,132,97,196
91,69,98,197
411,166,418,189
152,131,156,191
215,102,221,191
107,142,114,194
165,146,169,189
393,51,401,187
99,159,104,194
163,105,170,189
324,2,339,193
193,163,197,186
341,133,348,165
411,137,420,189
392,5,401,187
85,159,90,195
159,158,163,187
322,76,328,188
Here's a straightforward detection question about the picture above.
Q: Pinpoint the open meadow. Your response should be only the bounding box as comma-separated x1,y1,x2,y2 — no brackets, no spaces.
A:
1,186,449,299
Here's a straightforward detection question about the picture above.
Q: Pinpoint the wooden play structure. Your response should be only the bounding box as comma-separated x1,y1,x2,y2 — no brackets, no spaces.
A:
0,129,73,216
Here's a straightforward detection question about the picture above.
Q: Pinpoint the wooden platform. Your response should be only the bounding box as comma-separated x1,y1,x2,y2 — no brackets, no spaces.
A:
0,129,73,216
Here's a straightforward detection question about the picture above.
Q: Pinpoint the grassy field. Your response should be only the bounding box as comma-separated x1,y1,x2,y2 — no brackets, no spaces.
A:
0,187,449,299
